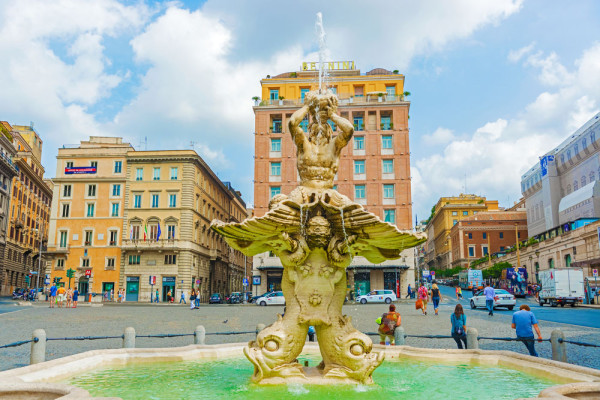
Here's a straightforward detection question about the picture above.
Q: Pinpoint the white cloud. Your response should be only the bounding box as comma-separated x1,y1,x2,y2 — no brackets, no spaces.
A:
422,127,456,145
508,42,535,63
412,43,600,219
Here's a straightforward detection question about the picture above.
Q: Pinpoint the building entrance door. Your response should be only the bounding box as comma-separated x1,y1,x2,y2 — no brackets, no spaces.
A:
102,282,114,299
354,271,370,297
162,277,176,302
266,272,282,292
126,276,139,302
78,279,89,300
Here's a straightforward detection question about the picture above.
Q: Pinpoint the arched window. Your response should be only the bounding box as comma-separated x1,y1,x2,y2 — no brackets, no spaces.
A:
564,254,572,268
574,180,579,191
583,137,587,149
548,258,554,269
574,143,579,154
560,154,565,164
567,184,571,194
567,150,572,161
592,131,596,143
590,171,595,182
582,175,587,187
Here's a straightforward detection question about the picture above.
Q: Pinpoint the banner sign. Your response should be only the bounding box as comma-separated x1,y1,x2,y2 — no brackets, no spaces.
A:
252,276,261,285
65,166,97,175
84,269,91,277
149,276,156,285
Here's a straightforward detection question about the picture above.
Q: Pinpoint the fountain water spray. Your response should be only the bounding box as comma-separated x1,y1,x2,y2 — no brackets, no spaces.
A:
316,12,327,93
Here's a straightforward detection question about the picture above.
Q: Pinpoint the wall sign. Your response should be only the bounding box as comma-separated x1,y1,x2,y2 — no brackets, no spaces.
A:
301,61,355,71
65,166,97,174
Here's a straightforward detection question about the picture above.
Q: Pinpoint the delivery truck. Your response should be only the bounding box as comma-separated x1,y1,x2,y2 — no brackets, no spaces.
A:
538,268,584,307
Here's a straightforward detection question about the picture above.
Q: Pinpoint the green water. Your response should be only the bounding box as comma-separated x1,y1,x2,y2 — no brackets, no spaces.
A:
67,355,556,400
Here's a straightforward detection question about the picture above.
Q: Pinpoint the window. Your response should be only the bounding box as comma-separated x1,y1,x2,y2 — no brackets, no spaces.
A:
582,175,587,187
499,232,504,239
574,143,579,154
169,194,177,208
354,160,365,174
57,259,65,268
381,116,391,130
84,231,93,246
382,159,394,174
583,138,587,149
61,204,70,218
548,258,554,269
468,247,475,257
170,167,178,180
500,246,505,251
452,211,458,216
131,225,140,240
87,184,96,197
270,162,281,176
112,184,121,196
271,138,281,152
111,203,119,217
109,230,118,246
567,150,571,161
66,161,73,169
462,211,468,216
300,88,309,101
386,85,396,97
59,231,67,247
167,225,176,239
518,232,521,238
269,89,279,100
114,161,122,173
468,233,473,239
87,203,95,217
152,194,159,208
483,232,487,239
165,254,177,265
134,194,141,208
300,116,309,132
153,167,161,180
382,135,392,149
270,187,281,198
136,168,143,181
574,180,578,191
128,255,140,265
383,184,394,198
384,209,395,224
353,117,364,131
81,258,90,267
483,246,489,256
90,161,98,168
63,185,72,197
453,219,457,225
107,258,115,268
355,185,365,199
272,118,282,133
590,171,596,182
354,136,364,150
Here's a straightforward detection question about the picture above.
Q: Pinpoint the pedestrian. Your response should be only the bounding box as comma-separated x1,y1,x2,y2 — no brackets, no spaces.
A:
56,285,66,308
417,282,429,315
378,304,401,345
450,304,467,349
511,304,542,357
118,288,124,303
167,289,172,303
455,285,463,300
483,282,496,316
405,284,412,299
180,289,186,304
190,289,196,309
110,288,114,302
66,288,73,308
308,325,316,342
431,281,441,315
49,283,57,308
72,288,79,308
195,290,201,308
155,288,159,303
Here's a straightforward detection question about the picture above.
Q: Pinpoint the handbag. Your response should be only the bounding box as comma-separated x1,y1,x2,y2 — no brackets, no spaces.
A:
415,299,423,309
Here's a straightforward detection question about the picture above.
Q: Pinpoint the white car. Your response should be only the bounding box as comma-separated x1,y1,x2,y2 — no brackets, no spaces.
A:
470,289,516,310
256,291,286,306
357,290,397,304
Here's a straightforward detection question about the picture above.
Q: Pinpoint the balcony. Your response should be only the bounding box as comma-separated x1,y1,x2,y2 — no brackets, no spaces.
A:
255,93,408,108
121,239,180,252
210,248,223,261
46,245,70,255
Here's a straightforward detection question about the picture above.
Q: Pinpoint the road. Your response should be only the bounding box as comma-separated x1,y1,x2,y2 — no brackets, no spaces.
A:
0,297,27,315
438,285,600,328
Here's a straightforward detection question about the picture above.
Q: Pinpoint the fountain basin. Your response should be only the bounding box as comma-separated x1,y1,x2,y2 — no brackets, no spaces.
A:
0,343,599,399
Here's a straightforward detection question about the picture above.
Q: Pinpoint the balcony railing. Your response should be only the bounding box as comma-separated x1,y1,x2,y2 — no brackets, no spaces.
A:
121,239,179,250
256,93,408,108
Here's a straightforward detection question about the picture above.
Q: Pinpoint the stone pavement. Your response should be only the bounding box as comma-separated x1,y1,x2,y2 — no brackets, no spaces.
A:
0,298,598,372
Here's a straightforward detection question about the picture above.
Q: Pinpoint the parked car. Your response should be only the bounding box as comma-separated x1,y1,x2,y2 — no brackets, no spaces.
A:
470,288,516,310
209,293,223,304
250,292,271,304
356,290,397,304
256,291,285,306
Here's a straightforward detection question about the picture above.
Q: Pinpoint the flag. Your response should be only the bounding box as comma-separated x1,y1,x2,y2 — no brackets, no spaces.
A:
157,223,161,241
129,225,133,240
144,224,148,241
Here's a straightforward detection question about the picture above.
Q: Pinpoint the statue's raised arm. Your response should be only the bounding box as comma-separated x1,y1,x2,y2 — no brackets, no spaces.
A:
288,104,310,150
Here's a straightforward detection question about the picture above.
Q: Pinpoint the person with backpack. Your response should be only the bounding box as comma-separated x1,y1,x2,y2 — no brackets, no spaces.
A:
417,283,429,315
190,289,196,309
431,281,442,315
378,304,401,345
451,304,467,349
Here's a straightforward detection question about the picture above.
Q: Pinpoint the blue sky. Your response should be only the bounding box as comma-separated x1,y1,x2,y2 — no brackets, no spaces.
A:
1,0,600,223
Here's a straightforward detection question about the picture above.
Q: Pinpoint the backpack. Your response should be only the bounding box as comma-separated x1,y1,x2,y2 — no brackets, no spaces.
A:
379,312,399,335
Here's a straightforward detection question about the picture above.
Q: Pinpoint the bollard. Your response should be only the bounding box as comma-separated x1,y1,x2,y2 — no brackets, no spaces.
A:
551,329,567,363
30,329,46,365
194,325,206,345
394,326,406,346
123,327,136,349
256,324,266,335
466,327,479,349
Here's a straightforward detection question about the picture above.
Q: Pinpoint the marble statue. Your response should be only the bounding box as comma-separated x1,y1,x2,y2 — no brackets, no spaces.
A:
211,89,426,385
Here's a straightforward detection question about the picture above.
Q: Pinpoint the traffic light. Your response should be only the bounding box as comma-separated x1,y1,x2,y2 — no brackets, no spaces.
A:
25,275,30,284
66,268,75,278
54,277,62,284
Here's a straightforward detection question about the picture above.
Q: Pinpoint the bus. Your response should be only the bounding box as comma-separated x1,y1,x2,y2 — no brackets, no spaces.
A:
458,269,484,290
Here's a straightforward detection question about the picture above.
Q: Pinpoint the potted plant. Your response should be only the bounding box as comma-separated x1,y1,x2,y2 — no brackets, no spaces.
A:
377,93,384,102
390,122,394,130
252,96,260,106
278,96,285,105
380,122,384,130
353,123,358,130
393,69,399,74
402,91,411,100
290,72,297,78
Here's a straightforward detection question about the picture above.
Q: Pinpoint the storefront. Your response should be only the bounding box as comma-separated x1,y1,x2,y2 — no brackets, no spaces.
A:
78,278,89,299
162,276,176,302
354,271,370,297
102,282,114,298
125,276,139,302
266,271,282,292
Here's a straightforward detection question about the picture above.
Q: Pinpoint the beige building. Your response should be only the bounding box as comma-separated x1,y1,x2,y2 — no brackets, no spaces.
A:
120,150,250,302
46,137,133,296
0,123,18,294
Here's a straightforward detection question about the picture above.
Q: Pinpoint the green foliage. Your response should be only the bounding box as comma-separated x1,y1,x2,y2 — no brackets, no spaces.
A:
289,72,297,78
0,124,12,141
478,199,484,204
433,266,465,278
403,91,411,97
425,204,436,225
393,70,399,74
482,261,512,279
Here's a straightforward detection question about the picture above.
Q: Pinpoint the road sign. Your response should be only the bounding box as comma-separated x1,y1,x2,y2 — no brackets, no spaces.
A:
149,276,156,285
431,271,436,276
85,269,92,277
594,269,598,277
422,270,430,277
243,278,249,287
44,279,50,285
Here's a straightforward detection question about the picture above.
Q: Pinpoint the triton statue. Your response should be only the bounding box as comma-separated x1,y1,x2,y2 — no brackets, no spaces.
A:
211,89,425,384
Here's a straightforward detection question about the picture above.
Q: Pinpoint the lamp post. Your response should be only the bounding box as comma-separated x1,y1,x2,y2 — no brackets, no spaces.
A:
34,220,44,300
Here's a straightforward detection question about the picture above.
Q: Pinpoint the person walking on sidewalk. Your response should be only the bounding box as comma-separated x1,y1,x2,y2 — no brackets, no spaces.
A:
180,289,186,304
483,282,496,316
417,283,429,315
455,285,463,300
378,304,401,345
154,288,159,303
512,304,542,357
406,284,412,299
450,304,467,349
431,281,441,315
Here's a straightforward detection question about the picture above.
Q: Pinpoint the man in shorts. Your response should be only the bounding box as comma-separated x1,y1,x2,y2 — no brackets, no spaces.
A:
49,283,57,308
56,285,66,308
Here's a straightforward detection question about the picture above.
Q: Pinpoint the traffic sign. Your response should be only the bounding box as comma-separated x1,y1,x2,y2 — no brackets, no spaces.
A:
85,269,92,277
594,269,598,277
243,278,249,287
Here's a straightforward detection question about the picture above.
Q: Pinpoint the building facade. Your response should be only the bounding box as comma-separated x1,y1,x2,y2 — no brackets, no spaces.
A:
119,150,250,302
1,123,51,295
0,123,18,294
252,64,415,297
450,210,528,268
521,112,600,237
46,137,133,296
424,194,499,271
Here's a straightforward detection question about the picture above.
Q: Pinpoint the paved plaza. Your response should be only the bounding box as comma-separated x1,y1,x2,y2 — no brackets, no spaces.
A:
1,292,599,372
